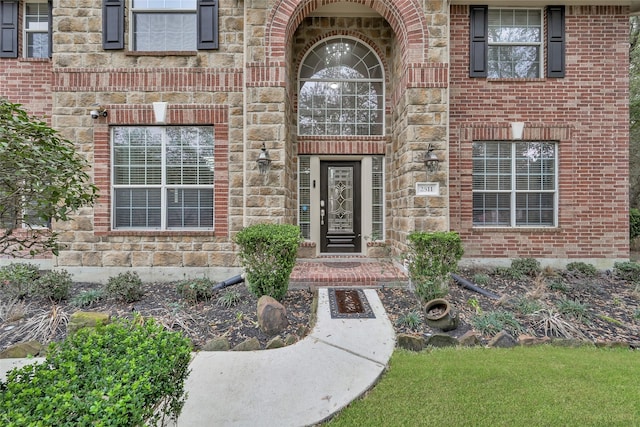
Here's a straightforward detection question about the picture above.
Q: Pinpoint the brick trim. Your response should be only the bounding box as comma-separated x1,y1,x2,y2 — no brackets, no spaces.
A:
265,0,429,74
93,104,229,237
53,68,243,92
297,136,388,155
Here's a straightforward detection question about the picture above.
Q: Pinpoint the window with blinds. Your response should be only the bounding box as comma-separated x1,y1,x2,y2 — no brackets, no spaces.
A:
472,141,557,227
112,126,214,230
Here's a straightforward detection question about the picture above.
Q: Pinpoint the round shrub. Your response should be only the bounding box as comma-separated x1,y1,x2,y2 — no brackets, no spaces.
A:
176,277,214,304
234,223,301,300
104,271,144,303
33,269,72,302
0,262,40,299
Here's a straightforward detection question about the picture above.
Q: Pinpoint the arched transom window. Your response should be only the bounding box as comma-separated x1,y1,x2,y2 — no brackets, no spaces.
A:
298,37,384,136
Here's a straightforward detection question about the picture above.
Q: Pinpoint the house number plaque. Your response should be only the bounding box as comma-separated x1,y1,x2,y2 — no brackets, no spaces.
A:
416,182,439,196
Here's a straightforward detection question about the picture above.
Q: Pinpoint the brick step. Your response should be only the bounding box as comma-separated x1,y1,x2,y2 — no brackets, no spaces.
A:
289,258,409,289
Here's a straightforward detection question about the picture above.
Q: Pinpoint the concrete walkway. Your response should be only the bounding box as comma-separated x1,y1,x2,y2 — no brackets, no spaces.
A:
0,288,396,426
177,288,396,426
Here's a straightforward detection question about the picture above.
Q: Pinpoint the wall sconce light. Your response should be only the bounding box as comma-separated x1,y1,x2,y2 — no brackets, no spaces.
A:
90,105,107,119
424,144,440,174
256,143,271,175
511,122,525,140
153,102,168,124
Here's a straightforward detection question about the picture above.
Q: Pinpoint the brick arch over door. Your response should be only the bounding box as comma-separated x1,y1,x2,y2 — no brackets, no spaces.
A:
266,0,428,65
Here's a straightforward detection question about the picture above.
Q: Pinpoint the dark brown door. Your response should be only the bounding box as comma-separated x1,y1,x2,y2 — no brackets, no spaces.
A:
320,161,361,253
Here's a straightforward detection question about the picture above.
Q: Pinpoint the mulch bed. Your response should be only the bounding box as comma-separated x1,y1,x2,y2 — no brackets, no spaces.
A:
1,267,639,352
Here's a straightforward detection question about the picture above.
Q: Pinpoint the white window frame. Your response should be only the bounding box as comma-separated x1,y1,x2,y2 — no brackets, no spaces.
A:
111,126,215,231
297,36,385,136
23,1,49,58
472,141,558,228
487,8,544,79
129,0,197,52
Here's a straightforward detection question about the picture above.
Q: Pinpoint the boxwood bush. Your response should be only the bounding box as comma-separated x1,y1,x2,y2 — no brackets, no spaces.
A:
406,231,464,303
0,316,192,426
234,223,301,300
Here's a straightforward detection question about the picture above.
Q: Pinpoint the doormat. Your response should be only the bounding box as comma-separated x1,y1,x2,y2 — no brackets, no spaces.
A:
328,288,375,319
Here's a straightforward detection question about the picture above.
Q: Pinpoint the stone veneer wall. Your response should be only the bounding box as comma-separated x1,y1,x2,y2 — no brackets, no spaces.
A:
51,0,246,269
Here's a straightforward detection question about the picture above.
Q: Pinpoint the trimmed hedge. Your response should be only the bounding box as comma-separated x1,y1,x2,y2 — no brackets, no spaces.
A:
406,231,464,303
0,316,192,426
234,223,301,300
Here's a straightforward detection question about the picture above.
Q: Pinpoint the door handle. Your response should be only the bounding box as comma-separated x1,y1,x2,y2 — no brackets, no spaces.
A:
320,200,325,225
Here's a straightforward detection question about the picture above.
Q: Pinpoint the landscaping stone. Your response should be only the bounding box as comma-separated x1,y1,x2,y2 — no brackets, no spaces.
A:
397,333,427,351
518,334,551,346
284,334,298,346
487,330,517,348
257,296,289,336
67,311,111,335
232,337,261,351
426,333,459,348
458,330,481,347
265,336,285,349
202,337,230,351
0,341,44,359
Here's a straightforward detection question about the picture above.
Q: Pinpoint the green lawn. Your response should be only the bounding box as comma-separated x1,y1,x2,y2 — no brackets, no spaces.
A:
328,346,640,426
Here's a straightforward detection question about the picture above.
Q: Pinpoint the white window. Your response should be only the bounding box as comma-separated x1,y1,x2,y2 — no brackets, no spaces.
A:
488,8,542,78
24,2,49,58
112,126,214,230
298,37,384,136
131,0,197,51
472,141,557,227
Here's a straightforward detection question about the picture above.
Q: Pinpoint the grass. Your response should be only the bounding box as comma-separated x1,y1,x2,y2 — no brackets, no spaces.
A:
328,347,640,426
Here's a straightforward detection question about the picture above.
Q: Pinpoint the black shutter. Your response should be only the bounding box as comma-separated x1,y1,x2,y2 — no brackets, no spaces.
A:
48,0,52,57
197,0,218,50
547,6,565,78
0,1,18,58
469,5,488,77
103,0,124,50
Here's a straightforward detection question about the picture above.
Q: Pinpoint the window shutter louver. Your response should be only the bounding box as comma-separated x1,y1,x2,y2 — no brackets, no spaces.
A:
0,1,18,58
469,5,488,77
547,6,565,78
102,0,124,50
48,0,52,57
197,0,218,50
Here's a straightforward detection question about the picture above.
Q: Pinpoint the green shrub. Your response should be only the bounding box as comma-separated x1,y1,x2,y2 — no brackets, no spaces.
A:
32,269,72,302
0,263,40,299
406,231,464,303
510,258,541,277
234,223,301,300
176,277,214,304
613,261,640,283
217,289,242,308
631,208,640,240
471,310,525,337
0,316,191,426
556,298,590,322
104,271,144,303
566,262,598,278
472,272,491,286
71,289,105,308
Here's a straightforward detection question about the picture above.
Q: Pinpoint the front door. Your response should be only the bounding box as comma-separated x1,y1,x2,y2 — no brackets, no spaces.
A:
320,161,361,253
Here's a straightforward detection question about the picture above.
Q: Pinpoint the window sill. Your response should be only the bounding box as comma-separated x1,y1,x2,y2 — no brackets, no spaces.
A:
19,57,51,62
125,51,198,56
472,226,559,232
486,77,546,83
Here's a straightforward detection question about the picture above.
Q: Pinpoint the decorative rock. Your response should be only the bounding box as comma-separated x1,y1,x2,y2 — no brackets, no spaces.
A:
0,341,44,359
265,336,285,349
458,330,481,347
518,334,551,346
397,333,427,351
426,333,459,348
284,334,298,346
202,337,230,351
232,337,261,351
257,296,289,336
594,340,629,349
67,311,111,335
487,330,517,348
